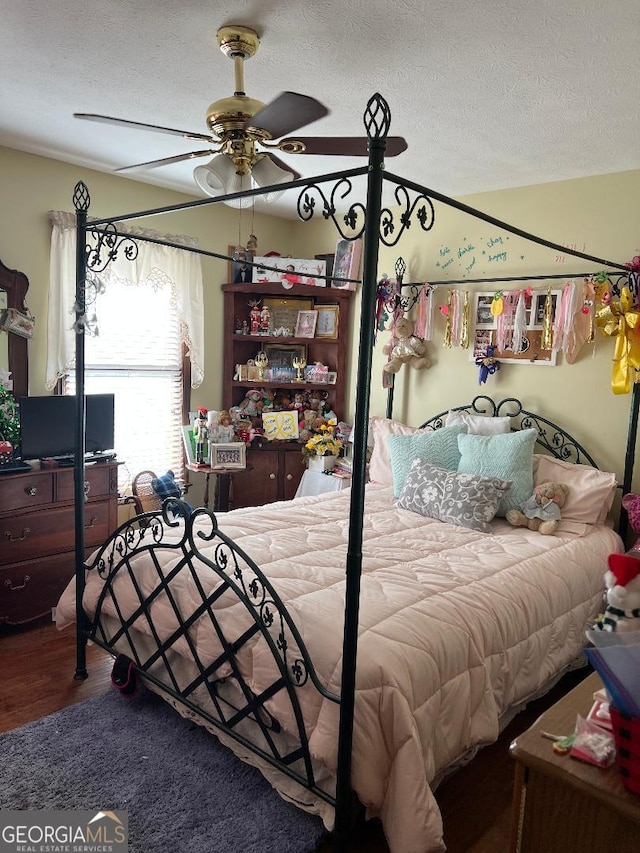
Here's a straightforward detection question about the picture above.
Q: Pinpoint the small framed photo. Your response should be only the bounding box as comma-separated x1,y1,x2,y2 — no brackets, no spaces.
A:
326,371,337,385
295,309,318,338
210,442,246,470
530,291,559,330
228,245,254,284
264,343,307,369
315,304,339,339
332,237,362,290
474,293,498,329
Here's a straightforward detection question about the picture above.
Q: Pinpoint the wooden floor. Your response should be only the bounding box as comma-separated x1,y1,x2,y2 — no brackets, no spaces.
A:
0,621,588,852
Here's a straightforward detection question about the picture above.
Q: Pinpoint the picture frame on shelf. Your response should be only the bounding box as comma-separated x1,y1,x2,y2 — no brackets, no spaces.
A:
331,237,362,290
295,309,318,338
264,343,307,369
181,425,197,466
314,253,335,283
326,371,337,385
210,442,246,470
315,304,339,339
263,296,313,335
228,245,255,284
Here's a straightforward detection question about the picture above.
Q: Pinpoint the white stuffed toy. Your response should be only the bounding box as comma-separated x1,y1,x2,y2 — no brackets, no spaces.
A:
382,317,431,374
595,553,640,632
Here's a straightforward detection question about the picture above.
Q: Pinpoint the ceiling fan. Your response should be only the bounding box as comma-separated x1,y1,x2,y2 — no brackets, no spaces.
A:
74,25,408,205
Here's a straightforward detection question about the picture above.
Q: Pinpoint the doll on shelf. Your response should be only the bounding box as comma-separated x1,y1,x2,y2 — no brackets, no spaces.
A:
210,410,235,443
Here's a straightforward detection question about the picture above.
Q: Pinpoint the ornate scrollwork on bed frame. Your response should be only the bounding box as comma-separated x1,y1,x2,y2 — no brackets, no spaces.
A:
420,395,599,467
84,501,339,806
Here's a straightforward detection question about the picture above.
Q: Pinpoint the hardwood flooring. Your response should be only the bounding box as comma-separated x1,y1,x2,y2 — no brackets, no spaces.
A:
0,621,588,852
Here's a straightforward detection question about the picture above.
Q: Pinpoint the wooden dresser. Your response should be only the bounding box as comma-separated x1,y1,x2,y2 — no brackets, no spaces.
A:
0,462,118,627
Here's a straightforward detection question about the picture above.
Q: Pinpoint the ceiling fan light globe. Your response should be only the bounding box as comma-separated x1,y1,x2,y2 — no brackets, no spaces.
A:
252,154,296,203
193,155,252,208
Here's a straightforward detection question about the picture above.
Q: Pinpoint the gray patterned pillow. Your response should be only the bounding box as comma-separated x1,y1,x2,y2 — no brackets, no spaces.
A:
397,460,512,533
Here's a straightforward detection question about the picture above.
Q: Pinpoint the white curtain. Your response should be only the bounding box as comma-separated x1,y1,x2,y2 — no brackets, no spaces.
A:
46,211,204,389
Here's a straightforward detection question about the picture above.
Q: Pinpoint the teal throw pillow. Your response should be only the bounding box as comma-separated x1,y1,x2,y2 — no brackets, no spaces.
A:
387,424,467,498
457,429,537,516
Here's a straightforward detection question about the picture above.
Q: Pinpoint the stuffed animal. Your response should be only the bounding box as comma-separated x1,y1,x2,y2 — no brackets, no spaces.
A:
594,552,640,632
622,492,640,551
506,481,569,535
382,318,431,374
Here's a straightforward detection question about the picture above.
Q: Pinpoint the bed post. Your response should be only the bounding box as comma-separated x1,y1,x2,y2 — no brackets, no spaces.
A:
620,380,640,541
333,94,389,851
73,182,90,680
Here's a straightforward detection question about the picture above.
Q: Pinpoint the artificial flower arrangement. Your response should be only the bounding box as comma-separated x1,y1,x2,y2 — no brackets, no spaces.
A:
302,423,343,459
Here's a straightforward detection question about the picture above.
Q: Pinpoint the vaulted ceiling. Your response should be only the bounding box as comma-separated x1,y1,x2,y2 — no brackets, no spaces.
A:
2,0,638,217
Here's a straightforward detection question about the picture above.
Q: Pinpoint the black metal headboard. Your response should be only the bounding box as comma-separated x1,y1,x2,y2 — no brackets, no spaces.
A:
420,395,599,468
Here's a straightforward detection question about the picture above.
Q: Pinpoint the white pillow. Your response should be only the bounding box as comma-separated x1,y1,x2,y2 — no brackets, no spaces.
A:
368,416,433,486
445,410,511,435
532,455,617,525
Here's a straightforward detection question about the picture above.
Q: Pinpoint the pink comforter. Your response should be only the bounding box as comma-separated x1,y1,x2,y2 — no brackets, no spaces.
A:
57,484,621,853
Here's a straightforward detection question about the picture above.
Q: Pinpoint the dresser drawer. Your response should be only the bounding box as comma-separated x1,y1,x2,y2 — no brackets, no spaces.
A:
55,464,116,502
0,551,75,625
0,500,112,565
0,471,54,512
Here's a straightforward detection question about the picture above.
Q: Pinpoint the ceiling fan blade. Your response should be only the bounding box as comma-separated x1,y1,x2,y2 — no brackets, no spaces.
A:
74,113,216,143
279,136,408,157
264,152,301,181
115,149,217,173
247,92,329,139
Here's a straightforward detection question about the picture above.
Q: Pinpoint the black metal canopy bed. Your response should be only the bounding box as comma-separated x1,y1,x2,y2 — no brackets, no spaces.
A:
57,95,638,853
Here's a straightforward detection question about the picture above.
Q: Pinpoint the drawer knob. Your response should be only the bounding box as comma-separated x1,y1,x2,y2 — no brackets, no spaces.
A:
286,473,293,480
25,485,38,497
85,515,98,529
4,575,31,592
269,473,276,480
5,527,31,543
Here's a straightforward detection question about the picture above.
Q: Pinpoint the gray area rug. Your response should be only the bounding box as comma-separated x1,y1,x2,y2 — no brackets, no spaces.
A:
0,687,327,853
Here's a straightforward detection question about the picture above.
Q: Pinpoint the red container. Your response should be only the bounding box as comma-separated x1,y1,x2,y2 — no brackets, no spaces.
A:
610,706,640,794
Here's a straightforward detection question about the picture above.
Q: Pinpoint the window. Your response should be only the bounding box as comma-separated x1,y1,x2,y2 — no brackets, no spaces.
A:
65,276,188,491
47,211,205,493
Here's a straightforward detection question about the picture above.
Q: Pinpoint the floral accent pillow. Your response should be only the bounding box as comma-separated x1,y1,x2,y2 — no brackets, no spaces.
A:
397,460,512,533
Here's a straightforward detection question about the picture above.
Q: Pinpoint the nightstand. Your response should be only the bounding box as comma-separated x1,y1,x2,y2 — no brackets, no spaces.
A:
294,469,351,498
509,671,640,853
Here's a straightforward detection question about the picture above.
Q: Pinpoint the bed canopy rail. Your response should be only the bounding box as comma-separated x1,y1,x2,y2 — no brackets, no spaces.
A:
70,92,635,852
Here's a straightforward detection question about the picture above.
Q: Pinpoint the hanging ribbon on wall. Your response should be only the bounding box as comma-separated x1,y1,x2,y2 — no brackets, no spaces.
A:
441,290,453,348
540,286,554,350
596,285,640,394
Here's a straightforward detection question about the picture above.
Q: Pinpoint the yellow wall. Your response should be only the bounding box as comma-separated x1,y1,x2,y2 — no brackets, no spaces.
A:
294,169,640,486
3,143,640,490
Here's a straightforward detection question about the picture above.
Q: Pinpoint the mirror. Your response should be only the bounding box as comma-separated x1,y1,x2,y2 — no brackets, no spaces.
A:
0,258,30,399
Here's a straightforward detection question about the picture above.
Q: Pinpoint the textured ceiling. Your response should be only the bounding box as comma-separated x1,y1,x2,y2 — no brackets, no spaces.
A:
1,0,639,218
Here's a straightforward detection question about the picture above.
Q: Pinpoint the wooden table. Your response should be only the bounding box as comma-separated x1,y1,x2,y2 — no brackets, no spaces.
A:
509,671,640,853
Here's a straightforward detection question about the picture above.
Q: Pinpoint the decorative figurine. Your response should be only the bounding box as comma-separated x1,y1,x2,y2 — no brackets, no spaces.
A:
250,302,261,336
210,410,235,443
260,305,271,335
193,406,209,465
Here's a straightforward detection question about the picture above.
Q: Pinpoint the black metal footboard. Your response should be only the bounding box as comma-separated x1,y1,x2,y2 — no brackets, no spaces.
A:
80,499,340,806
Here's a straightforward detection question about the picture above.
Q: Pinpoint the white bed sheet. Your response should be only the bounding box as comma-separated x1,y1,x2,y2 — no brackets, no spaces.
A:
57,484,622,853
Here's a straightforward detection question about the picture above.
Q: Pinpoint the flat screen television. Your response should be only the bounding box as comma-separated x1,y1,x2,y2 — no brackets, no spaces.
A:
19,394,115,460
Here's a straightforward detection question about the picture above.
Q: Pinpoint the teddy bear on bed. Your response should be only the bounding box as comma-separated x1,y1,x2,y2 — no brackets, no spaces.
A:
382,317,431,374
506,481,569,535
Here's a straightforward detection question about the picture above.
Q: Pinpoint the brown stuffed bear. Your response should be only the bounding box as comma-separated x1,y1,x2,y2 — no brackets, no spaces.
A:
382,317,431,374
506,481,569,535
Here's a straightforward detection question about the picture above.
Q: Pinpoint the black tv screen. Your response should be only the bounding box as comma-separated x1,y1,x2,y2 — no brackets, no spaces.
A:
19,394,115,460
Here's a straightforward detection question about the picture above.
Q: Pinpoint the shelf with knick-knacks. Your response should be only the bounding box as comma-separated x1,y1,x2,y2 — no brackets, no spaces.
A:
222,282,354,419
